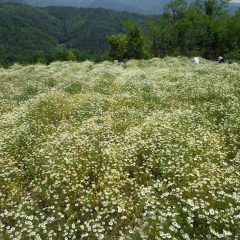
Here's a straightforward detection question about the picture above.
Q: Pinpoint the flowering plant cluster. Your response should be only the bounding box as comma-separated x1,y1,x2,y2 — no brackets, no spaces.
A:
0,58,240,239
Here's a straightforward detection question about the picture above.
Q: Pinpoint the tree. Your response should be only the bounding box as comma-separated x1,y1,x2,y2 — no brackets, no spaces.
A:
147,15,176,57
145,0,233,59
124,21,145,59
195,0,230,58
36,54,48,64
164,0,187,22
107,21,146,61
149,0,192,57
67,50,77,61
222,10,240,61
107,34,128,61
203,0,230,17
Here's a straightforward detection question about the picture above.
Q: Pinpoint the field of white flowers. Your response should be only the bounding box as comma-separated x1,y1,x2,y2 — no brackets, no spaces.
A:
0,57,240,239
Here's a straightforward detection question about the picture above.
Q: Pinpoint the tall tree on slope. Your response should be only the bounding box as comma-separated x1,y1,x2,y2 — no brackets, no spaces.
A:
198,0,231,17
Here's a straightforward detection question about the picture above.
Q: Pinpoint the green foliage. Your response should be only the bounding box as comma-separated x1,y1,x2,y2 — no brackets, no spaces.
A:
1,1,240,66
66,50,77,61
146,0,240,60
0,3,144,66
107,33,128,61
164,0,187,21
124,22,145,59
0,3,63,66
108,21,147,61
224,48,240,62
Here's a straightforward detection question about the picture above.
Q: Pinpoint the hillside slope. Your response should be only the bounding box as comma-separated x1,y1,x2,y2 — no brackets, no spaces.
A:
0,3,144,65
0,3,62,63
46,6,145,53
0,4,62,62
23,0,169,14
0,58,240,239
7,0,240,14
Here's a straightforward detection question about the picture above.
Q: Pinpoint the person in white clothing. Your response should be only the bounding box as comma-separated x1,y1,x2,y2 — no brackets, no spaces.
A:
192,57,200,64
218,56,225,63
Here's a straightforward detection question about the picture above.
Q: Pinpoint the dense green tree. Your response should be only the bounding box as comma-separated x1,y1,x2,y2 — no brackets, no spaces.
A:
164,0,187,22
221,10,240,61
107,34,128,61
124,22,145,59
203,0,230,17
197,0,230,57
66,50,77,61
108,22,147,61
146,0,237,60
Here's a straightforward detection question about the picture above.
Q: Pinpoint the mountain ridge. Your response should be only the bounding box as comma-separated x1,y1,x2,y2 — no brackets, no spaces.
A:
5,0,239,14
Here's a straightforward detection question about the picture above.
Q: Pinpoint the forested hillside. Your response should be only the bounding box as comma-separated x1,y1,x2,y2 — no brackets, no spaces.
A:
1,0,240,66
3,0,240,14
21,0,170,14
0,3,144,66
46,6,145,53
0,3,62,65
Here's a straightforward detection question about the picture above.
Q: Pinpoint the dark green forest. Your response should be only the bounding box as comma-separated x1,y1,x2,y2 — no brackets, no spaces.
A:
0,0,240,66
0,3,145,66
108,0,240,62
146,0,240,61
